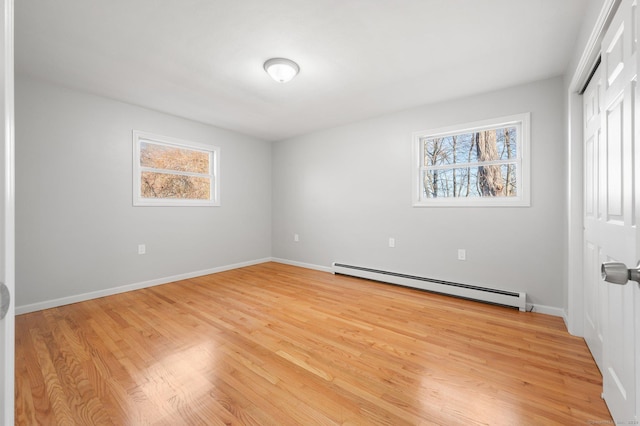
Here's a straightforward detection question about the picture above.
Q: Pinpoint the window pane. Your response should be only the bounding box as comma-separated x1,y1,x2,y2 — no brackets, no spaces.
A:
422,164,517,198
496,127,518,161
140,142,210,174
423,127,517,166
141,171,211,200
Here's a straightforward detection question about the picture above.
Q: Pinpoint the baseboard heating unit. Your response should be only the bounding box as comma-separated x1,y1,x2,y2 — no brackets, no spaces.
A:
332,263,527,312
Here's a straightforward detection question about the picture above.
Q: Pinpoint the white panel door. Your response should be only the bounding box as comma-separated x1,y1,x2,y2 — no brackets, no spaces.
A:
597,0,639,422
0,0,14,424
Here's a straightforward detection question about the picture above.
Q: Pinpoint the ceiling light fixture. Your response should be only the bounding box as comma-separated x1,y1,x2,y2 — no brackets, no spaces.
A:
264,58,300,83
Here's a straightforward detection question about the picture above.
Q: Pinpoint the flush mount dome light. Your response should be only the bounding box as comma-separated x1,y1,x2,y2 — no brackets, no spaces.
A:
264,58,300,83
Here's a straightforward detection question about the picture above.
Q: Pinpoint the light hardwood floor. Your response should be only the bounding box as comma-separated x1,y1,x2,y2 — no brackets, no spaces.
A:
15,262,611,425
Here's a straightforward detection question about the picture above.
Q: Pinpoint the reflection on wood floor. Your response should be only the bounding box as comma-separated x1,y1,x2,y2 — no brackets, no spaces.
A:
15,262,611,425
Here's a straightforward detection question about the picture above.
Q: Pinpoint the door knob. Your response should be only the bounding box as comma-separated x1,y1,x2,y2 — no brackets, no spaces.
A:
601,261,640,285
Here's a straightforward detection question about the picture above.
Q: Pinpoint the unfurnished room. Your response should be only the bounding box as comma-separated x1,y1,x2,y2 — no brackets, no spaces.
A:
0,0,639,424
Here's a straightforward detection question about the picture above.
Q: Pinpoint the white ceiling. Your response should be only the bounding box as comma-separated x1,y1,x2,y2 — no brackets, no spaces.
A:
16,0,587,141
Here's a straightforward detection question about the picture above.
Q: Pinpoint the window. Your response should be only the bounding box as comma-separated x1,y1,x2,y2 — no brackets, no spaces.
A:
133,131,220,206
412,113,530,207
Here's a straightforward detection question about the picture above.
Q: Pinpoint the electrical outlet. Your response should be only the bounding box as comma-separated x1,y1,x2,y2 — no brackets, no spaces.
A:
389,237,395,248
457,249,466,261
294,233,299,242
138,244,146,255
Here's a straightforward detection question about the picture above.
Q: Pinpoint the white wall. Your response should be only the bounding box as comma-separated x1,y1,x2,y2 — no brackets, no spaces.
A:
15,76,272,308
273,76,566,309
15,75,568,311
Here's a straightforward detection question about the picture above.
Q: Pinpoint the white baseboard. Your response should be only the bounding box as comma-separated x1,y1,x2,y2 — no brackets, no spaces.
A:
562,310,572,332
273,258,565,318
527,303,565,318
15,257,272,315
16,256,567,321
269,257,333,273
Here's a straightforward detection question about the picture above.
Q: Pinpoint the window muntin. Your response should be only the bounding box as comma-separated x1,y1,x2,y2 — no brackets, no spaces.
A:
133,131,220,206
413,113,530,207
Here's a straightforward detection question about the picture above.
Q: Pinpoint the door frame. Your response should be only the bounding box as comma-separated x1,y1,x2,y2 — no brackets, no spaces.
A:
566,0,619,336
0,0,14,424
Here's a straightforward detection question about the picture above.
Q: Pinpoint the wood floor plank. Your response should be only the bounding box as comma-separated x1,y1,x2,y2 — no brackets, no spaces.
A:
15,262,612,424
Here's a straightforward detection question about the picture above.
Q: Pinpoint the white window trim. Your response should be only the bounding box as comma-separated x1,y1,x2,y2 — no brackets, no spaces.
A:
133,130,220,207
411,113,531,207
